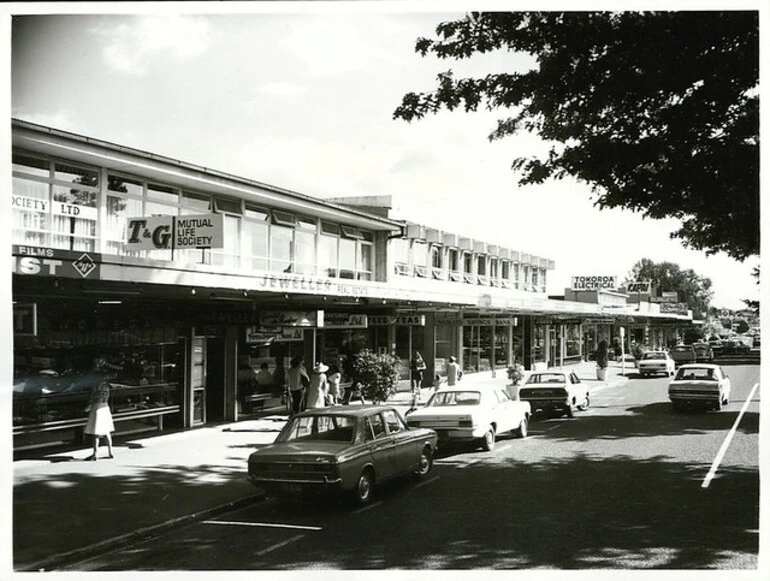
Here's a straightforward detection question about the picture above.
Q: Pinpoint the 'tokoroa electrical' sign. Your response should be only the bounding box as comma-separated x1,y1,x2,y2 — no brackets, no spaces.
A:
571,275,618,290
125,214,224,251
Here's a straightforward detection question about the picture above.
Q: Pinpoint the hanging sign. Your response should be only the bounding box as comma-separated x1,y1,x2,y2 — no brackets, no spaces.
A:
323,313,368,329
369,315,425,326
260,310,318,327
626,281,651,293
125,213,224,251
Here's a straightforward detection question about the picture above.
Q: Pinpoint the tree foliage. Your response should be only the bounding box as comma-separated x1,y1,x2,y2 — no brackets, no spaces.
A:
352,349,402,403
394,11,759,260
623,258,713,317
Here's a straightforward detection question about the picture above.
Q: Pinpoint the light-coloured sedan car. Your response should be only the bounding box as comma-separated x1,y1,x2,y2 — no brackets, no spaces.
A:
405,386,531,451
638,351,676,377
668,364,731,412
247,406,437,504
517,371,590,418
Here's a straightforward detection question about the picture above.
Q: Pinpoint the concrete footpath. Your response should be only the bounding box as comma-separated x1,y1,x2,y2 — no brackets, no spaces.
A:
11,360,629,572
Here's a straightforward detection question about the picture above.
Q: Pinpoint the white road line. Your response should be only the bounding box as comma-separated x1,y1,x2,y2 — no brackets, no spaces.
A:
203,520,322,531
701,382,759,489
351,500,383,515
255,534,306,556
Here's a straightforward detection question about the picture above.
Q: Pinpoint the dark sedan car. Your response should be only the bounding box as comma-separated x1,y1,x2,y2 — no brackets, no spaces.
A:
247,406,437,504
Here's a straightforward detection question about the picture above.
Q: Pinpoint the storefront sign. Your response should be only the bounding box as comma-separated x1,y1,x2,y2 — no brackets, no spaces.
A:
571,275,617,290
125,213,224,250
660,302,689,315
626,281,651,293
12,194,98,221
583,318,615,325
13,303,37,336
651,292,679,303
323,313,368,329
12,246,101,279
252,272,369,298
462,318,517,326
369,315,426,326
260,310,319,327
246,327,304,343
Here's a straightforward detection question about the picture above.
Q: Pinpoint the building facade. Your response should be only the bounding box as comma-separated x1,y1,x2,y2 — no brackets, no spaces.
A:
10,120,693,451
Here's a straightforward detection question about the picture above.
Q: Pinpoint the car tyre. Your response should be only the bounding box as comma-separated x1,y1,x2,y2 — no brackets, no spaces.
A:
482,427,496,451
578,395,590,411
565,402,575,418
514,417,528,438
354,469,374,505
414,446,433,479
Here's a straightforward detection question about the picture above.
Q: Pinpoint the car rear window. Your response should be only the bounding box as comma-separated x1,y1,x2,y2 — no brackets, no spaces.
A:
675,368,717,381
278,414,357,443
526,373,566,384
430,391,481,406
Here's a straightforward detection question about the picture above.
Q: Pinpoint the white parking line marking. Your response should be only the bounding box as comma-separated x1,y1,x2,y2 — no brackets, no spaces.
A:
351,500,383,514
203,520,322,531
416,476,440,488
255,534,305,556
701,382,759,489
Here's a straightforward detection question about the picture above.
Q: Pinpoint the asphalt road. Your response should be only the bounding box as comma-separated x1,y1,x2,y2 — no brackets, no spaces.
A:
65,364,760,571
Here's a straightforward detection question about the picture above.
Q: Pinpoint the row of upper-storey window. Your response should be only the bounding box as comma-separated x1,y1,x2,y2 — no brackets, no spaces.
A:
11,151,375,280
391,238,548,293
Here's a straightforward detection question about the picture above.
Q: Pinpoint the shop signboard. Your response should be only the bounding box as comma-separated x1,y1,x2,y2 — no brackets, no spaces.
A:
462,318,517,326
626,281,651,294
246,327,304,343
571,275,617,290
260,310,319,327
660,302,689,315
651,292,679,303
253,272,369,297
125,213,224,251
13,303,37,336
323,313,368,329
12,245,101,279
369,314,426,326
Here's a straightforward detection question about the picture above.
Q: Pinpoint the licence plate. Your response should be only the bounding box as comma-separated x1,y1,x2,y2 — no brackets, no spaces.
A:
282,483,302,494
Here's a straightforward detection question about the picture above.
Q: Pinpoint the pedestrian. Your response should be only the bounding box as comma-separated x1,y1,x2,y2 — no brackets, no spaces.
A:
84,357,115,461
409,350,427,410
445,355,462,387
287,355,309,415
255,362,273,392
306,362,329,408
237,354,256,414
327,364,342,405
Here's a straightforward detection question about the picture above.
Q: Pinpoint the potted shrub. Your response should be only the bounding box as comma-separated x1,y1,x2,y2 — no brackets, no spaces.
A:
596,340,609,380
352,349,401,403
507,361,525,386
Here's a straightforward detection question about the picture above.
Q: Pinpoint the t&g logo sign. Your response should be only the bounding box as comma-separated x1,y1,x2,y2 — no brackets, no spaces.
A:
127,217,173,249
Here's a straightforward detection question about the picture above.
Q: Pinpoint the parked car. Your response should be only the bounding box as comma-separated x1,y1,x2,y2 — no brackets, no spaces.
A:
406,386,530,451
692,342,714,362
669,344,697,366
720,338,751,355
637,351,675,377
247,406,437,504
668,364,731,412
517,371,590,419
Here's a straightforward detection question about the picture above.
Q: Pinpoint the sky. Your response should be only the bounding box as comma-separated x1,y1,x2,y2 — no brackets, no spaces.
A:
4,3,764,311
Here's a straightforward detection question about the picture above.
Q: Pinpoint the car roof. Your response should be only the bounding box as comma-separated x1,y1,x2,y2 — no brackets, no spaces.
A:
677,363,719,370
295,405,393,417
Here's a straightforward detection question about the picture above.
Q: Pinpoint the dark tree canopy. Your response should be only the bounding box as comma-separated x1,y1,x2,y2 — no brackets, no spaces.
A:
394,11,759,261
623,258,713,317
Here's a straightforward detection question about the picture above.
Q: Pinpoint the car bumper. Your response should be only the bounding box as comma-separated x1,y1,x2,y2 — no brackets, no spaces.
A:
248,473,344,497
639,365,668,374
669,390,720,403
520,398,569,412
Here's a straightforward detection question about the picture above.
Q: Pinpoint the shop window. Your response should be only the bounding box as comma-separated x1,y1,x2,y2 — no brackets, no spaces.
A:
463,252,475,284
105,193,143,256
412,240,428,278
270,224,293,273
294,228,316,275
339,237,356,279
513,263,520,289
358,243,373,280
319,235,338,277
54,162,99,189
501,261,511,288
51,185,97,251
12,177,50,247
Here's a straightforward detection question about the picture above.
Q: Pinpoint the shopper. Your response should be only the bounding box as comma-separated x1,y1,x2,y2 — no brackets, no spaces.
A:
287,356,309,415
84,358,115,461
445,355,462,387
327,364,342,405
255,362,273,392
306,362,329,409
409,351,427,410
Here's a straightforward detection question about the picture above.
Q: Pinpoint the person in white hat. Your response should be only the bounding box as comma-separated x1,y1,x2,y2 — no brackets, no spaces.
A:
305,362,329,409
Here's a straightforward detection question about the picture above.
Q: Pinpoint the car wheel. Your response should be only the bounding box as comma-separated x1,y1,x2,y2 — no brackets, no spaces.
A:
565,402,575,418
514,417,528,438
482,427,496,451
353,469,374,505
414,446,433,479
578,395,590,411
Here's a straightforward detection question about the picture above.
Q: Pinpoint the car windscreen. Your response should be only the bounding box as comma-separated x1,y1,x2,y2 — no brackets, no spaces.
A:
429,391,481,406
526,373,566,384
277,414,356,443
674,368,717,381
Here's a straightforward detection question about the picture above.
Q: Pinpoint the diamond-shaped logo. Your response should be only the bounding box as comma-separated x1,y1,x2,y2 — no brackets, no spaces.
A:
73,253,97,278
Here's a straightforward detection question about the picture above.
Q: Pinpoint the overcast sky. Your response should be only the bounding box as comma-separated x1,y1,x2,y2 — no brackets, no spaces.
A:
6,4,763,310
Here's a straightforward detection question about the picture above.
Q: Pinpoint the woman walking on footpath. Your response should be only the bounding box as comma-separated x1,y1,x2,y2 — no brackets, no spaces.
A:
445,355,462,387
409,351,427,410
327,364,342,405
287,356,310,416
306,362,329,409
84,357,116,461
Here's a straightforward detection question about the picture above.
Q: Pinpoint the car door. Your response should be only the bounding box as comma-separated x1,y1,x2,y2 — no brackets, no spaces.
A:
569,372,587,407
364,412,397,480
493,388,516,433
382,408,417,475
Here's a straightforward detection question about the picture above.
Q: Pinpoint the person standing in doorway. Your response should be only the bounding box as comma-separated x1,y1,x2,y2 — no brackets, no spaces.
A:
409,351,427,410
306,362,329,408
445,355,462,387
84,357,115,461
327,364,342,405
287,356,309,416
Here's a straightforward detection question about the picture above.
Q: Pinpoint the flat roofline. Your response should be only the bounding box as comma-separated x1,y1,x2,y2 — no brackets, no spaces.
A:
11,118,403,231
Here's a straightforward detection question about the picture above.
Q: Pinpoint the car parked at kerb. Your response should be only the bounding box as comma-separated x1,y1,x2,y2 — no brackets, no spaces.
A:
247,406,437,504
669,344,697,367
668,364,731,412
517,371,590,418
637,351,676,377
692,342,714,362
405,386,530,452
